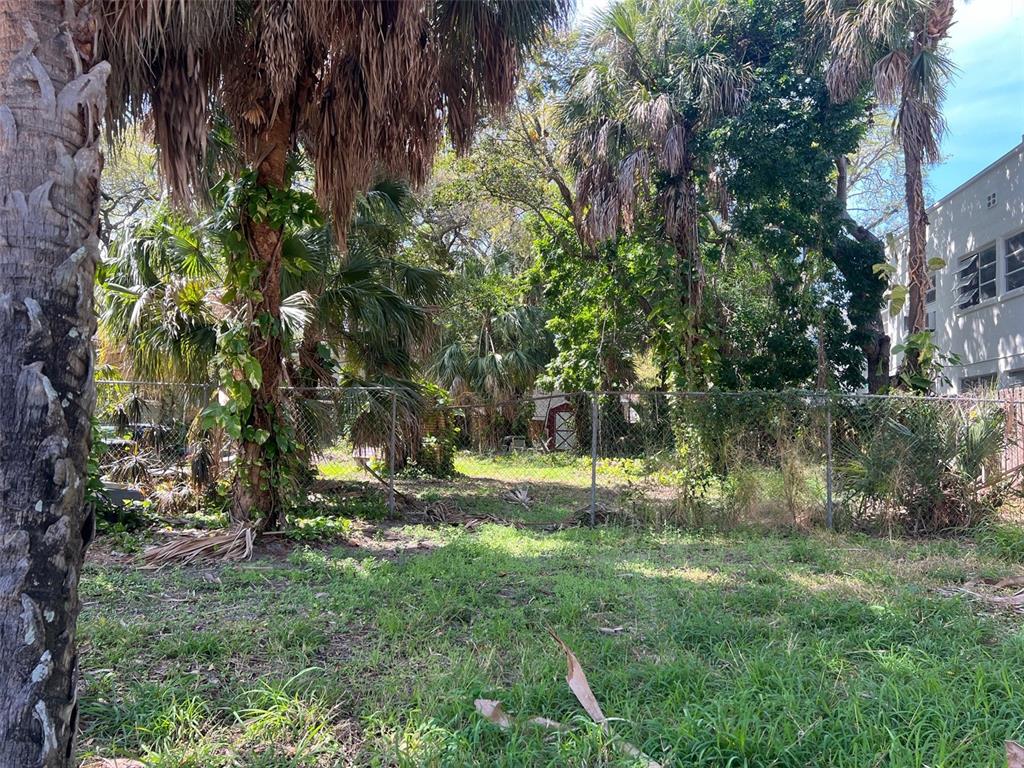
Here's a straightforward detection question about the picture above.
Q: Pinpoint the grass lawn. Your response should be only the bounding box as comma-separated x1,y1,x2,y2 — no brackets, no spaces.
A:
78,522,1024,767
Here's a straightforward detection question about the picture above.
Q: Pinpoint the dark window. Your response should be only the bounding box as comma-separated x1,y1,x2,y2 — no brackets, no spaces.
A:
962,373,997,392
956,245,997,309
1006,232,1024,293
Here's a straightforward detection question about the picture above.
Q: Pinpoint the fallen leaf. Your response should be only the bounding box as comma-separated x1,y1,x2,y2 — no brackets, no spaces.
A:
82,760,146,768
598,626,625,635
1008,740,1024,768
527,716,568,730
548,628,662,768
994,576,1024,590
474,698,512,729
548,628,606,723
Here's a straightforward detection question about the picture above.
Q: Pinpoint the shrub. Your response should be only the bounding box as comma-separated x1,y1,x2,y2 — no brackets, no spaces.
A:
834,397,1017,534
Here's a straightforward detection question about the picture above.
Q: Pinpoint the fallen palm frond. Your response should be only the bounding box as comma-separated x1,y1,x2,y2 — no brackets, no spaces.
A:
938,575,1024,613
503,485,532,507
473,631,662,768
142,526,254,568
418,499,522,531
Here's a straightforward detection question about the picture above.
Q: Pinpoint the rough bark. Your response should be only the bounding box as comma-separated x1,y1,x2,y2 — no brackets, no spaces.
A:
902,141,929,375
0,2,108,765
230,106,291,531
864,325,891,393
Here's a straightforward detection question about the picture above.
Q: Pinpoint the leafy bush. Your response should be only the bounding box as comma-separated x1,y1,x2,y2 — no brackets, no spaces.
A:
835,397,1017,534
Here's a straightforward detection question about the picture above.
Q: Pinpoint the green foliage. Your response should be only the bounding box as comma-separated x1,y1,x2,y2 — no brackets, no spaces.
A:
835,397,1013,533
409,383,459,478
892,331,961,392
284,515,353,543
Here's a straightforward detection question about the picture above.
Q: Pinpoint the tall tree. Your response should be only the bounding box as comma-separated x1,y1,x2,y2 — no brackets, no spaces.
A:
560,0,753,387
810,0,955,377
0,2,108,765
94,0,570,524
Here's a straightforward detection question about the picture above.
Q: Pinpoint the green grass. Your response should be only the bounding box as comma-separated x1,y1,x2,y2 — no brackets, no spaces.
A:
78,525,1024,767
321,449,831,529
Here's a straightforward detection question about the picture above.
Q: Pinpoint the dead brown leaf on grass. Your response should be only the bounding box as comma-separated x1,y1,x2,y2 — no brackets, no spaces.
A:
1008,740,1024,768
548,628,606,724
474,698,513,729
474,630,661,767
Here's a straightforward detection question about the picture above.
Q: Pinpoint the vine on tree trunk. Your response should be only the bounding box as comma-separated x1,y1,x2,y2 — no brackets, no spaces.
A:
200,172,322,528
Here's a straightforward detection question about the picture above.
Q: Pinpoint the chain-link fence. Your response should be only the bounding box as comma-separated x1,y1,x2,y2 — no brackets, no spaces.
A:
94,382,1024,532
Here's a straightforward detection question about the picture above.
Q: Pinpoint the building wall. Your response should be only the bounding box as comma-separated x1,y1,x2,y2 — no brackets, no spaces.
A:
884,141,1024,392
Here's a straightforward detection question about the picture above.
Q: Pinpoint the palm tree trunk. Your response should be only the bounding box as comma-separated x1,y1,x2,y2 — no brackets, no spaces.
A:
0,3,108,765
903,141,929,375
230,107,292,530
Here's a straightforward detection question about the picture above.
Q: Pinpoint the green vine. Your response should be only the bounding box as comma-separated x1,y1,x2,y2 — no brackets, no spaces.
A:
199,173,323,520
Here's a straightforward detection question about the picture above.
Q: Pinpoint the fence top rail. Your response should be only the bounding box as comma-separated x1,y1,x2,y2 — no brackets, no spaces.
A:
93,380,1024,407
96,380,397,393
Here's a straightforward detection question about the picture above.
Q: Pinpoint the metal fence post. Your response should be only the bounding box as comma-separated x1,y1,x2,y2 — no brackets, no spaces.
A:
388,388,397,516
824,393,834,530
590,391,598,527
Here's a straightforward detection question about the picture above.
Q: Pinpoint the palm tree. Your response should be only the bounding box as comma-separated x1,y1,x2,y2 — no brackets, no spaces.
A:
560,0,752,387
99,179,446,489
430,304,553,450
810,0,955,378
0,3,110,764
99,204,223,382
92,0,569,523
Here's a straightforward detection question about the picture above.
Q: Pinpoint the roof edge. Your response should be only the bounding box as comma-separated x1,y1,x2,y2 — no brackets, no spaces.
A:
928,139,1024,215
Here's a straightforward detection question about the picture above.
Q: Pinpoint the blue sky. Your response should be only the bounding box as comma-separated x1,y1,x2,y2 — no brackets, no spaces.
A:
573,0,1024,200
932,0,1024,199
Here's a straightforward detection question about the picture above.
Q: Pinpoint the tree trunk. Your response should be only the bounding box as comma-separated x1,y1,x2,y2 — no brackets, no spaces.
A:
864,319,891,393
903,141,929,375
835,155,891,393
230,106,292,530
0,3,108,765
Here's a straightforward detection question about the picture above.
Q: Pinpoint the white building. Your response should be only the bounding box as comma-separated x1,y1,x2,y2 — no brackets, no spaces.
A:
884,140,1024,392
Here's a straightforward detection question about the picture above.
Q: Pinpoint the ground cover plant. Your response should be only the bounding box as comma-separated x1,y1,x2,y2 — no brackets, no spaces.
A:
78,518,1024,767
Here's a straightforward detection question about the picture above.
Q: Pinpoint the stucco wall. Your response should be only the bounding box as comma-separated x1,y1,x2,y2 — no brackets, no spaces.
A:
884,142,1024,392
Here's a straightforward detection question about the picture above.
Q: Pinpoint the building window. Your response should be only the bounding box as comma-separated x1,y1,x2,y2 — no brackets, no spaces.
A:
956,244,997,309
1007,368,1024,388
986,192,997,208
1006,231,1024,293
961,373,997,393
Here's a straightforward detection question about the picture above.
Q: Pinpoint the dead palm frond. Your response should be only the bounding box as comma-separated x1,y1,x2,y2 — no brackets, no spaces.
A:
562,0,752,248
142,525,255,567
96,0,573,241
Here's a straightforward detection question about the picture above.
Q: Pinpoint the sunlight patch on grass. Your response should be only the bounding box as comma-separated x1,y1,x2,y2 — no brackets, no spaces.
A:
615,560,729,584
